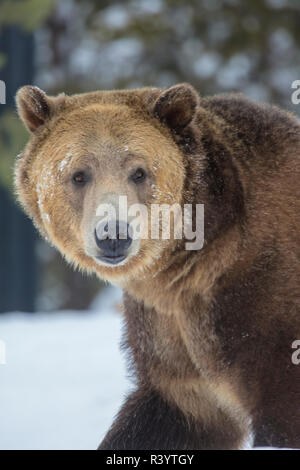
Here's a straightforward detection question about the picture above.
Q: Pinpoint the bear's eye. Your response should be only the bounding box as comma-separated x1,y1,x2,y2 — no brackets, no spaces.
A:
130,168,146,184
72,171,88,186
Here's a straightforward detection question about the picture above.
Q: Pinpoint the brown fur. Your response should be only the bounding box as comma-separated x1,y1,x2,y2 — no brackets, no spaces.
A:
15,84,300,449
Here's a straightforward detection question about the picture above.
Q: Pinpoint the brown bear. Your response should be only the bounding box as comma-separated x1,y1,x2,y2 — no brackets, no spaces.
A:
15,83,300,449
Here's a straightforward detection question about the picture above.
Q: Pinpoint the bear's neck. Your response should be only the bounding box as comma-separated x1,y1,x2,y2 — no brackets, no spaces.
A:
124,224,241,316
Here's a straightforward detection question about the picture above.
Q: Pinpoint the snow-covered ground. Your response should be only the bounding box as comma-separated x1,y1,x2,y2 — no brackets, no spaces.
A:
0,286,132,450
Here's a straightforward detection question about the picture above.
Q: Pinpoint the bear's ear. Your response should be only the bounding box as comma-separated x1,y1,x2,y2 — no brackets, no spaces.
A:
153,83,199,133
16,86,63,133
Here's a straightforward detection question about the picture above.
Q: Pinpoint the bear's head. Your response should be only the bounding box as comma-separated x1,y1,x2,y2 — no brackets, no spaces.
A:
15,84,204,284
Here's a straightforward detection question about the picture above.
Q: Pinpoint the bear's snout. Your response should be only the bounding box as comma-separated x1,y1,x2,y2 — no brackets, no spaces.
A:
94,220,133,265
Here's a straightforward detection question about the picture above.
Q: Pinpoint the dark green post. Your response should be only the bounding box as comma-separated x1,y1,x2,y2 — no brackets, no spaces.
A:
0,26,36,313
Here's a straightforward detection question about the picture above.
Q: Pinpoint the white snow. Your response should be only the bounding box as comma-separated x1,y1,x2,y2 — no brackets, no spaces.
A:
0,286,132,450
58,152,73,172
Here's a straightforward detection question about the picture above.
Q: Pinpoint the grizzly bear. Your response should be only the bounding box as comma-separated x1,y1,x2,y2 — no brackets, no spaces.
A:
15,83,300,449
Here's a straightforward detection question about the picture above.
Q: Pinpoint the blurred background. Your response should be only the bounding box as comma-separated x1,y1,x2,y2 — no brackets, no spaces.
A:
0,0,299,450
1,0,300,313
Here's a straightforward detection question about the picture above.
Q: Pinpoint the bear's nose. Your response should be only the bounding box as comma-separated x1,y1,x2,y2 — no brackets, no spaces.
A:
94,220,132,264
